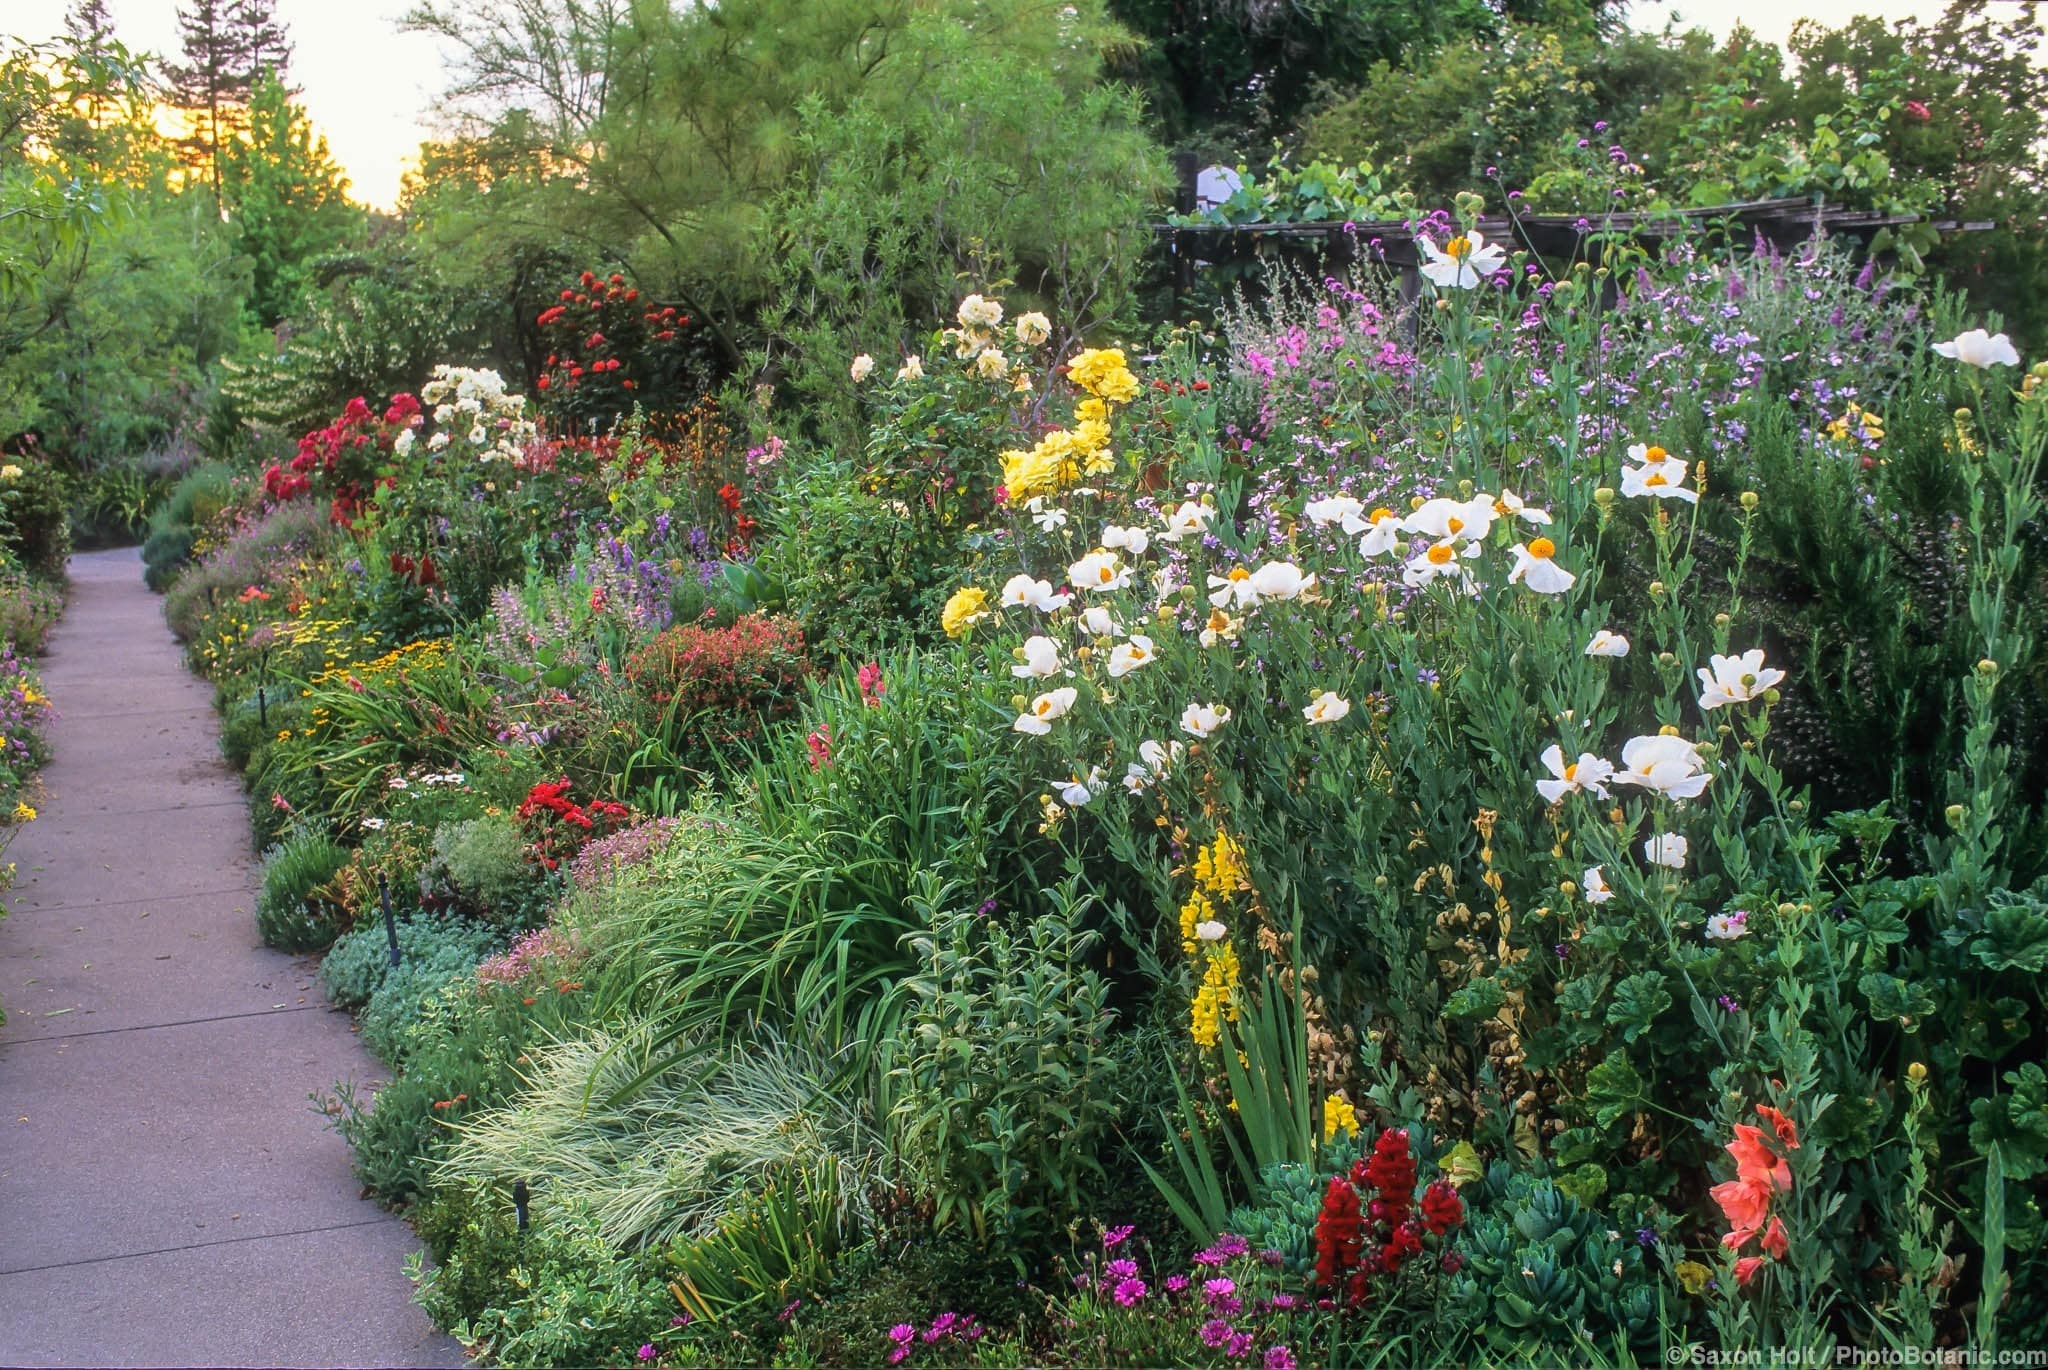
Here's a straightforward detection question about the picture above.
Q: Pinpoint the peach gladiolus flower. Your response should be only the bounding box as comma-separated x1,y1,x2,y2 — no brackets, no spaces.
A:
1734,1256,1767,1287
1761,1216,1790,1261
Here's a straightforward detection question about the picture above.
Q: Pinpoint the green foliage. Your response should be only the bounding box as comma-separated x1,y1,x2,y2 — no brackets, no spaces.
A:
414,1197,675,1369
437,1020,882,1252
1440,1163,1673,1355
885,875,1121,1258
217,75,364,328
663,1159,853,1326
255,826,350,951
0,460,73,578
428,814,541,924
321,909,499,1011
358,921,506,1066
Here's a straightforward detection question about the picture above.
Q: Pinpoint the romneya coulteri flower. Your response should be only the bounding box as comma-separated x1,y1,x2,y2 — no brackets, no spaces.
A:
1302,691,1350,725
1011,635,1062,679
1418,228,1507,289
1013,687,1077,735
1697,649,1785,711
1619,444,1698,502
1643,832,1689,869
1536,745,1614,803
1000,574,1069,612
1507,537,1575,595
1613,735,1711,800
1585,629,1630,657
1933,328,2020,368
1181,702,1232,738
1583,865,1614,903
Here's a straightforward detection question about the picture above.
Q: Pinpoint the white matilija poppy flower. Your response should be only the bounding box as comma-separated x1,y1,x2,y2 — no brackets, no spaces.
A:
1643,832,1689,870
1402,541,1476,590
1069,549,1130,592
1403,496,1497,548
896,354,924,381
1583,865,1613,904
1696,648,1786,711
1706,909,1750,941
1302,691,1350,725
1059,767,1105,806
1418,228,1508,289
850,354,875,382
1107,634,1157,678
1304,494,1368,533
1356,506,1406,558
1123,762,1154,795
1181,702,1232,738
1585,629,1630,658
1160,500,1215,543
1490,490,1552,527
1536,745,1614,803
1933,328,2020,369
1025,497,1069,532
1013,687,1078,735
1208,565,1262,609
1194,920,1227,942
1198,607,1242,648
1012,635,1063,679
1249,560,1317,602
1508,537,1576,595
1619,444,1698,503
957,293,1004,330
1000,574,1069,612
1139,738,1183,775
1102,524,1151,556
1612,734,1712,800
1079,605,1120,637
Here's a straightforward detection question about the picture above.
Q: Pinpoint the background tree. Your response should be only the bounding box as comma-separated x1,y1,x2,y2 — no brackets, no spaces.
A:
219,74,363,327
231,0,294,85
163,0,256,204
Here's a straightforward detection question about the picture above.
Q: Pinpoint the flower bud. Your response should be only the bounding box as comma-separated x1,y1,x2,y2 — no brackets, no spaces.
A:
1762,687,1781,705
1788,798,1805,813
1740,491,1759,511
1659,723,1681,736
1011,694,1028,711
1374,874,1389,888
1648,580,1666,599
1907,1062,1927,1084
1656,651,1677,667
1714,613,1731,628
1594,487,1616,507
1435,298,1452,313
1953,407,1972,422
1559,880,1578,896
1977,658,1999,677
1776,902,1796,916
1458,479,1475,499
1946,803,1967,829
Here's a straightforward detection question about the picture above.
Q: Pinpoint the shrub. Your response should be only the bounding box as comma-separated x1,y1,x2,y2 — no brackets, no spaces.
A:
0,568,63,654
414,1195,675,1368
163,502,336,643
255,828,351,952
321,909,500,1011
358,922,506,1066
885,876,1121,1259
622,612,810,769
0,457,72,578
428,814,542,923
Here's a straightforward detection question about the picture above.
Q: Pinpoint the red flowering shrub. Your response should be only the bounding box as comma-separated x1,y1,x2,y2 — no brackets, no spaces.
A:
622,613,810,765
262,393,418,524
1312,1128,1465,1305
534,269,721,431
517,778,634,871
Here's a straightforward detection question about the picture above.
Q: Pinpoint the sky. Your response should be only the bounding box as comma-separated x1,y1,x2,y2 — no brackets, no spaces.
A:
7,0,1966,213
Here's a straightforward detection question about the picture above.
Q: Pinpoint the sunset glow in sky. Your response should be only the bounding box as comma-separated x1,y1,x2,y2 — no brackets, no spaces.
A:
10,0,1960,214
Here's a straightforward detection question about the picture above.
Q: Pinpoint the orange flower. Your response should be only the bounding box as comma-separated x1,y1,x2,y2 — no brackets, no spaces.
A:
1734,1256,1767,1287
1727,1124,1792,1193
1761,1216,1789,1260
1711,1178,1773,1232
1756,1105,1799,1150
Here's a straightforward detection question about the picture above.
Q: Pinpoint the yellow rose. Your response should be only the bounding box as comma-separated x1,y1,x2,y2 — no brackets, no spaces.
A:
939,586,990,640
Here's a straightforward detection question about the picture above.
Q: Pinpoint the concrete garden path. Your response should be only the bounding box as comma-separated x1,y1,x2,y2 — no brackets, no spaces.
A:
0,548,464,1368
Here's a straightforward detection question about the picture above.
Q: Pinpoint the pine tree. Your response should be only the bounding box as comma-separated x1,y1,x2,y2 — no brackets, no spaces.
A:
220,74,363,326
231,0,294,85
63,0,116,50
164,0,255,204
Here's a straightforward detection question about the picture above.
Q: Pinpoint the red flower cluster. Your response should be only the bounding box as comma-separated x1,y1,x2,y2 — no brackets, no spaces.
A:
517,778,633,871
1312,1128,1465,1304
388,551,440,588
532,268,692,410
262,392,421,524
1711,1104,1800,1287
